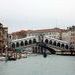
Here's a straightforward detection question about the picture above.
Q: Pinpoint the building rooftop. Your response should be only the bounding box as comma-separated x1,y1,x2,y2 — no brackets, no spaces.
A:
27,28,66,34
0,23,3,27
67,25,75,31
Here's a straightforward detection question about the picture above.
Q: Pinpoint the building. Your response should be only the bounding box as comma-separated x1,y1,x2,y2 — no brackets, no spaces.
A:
11,30,27,40
9,28,65,49
10,28,65,43
0,23,8,49
62,26,75,46
27,28,65,40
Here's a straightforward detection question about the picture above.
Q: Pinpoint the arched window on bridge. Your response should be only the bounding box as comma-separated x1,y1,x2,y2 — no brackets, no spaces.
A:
33,39,37,44
20,41,24,46
53,41,56,46
45,39,48,44
61,43,64,48
12,43,15,48
57,42,60,47
65,44,68,49
16,42,19,47
49,40,52,45
29,39,32,44
25,40,28,45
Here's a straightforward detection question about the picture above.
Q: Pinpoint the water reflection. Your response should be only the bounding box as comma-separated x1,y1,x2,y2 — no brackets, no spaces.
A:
0,55,75,75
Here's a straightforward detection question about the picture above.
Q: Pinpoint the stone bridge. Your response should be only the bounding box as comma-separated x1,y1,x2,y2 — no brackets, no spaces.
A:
10,36,75,54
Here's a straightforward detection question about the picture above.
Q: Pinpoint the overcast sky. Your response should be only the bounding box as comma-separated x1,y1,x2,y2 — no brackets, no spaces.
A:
0,0,75,33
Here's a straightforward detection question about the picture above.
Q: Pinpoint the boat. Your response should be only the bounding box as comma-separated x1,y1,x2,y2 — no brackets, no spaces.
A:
7,56,17,61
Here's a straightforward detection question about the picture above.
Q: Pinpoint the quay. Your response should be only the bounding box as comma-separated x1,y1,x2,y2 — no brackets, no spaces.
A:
0,48,28,61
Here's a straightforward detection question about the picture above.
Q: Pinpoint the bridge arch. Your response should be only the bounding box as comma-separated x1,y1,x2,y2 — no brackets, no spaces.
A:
33,38,37,44
49,40,52,45
45,39,49,44
53,41,56,46
57,42,60,47
29,39,32,44
16,42,19,47
20,41,24,46
65,44,69,49
25,40,28,45
61,43,64,48
12,43,15,48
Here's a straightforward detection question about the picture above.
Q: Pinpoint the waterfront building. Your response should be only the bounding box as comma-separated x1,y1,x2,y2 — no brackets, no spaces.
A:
0,23,8,49
10,28,65,42
10,28,65,45
27,28,65,40
11,30,27,40
62,26,75,46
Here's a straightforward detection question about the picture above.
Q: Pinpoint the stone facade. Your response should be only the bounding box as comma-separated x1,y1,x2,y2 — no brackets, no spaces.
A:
27,28,65,40
62,26,75,46
10,28,65,42
0,23,8,49
10,26,75,47
11,30,27,40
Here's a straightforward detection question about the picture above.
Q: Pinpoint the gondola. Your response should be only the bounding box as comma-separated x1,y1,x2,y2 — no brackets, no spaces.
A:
7,56,16,61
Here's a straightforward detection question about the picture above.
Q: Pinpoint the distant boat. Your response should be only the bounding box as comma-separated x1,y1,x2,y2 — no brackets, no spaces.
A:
7,56,16,61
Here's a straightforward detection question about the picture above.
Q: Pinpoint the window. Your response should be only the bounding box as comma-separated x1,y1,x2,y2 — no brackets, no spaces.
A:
33,39,37,43
45,39,48,44
20,41,24,46
29,39,32,44
0,31,2,36
16,42,19,47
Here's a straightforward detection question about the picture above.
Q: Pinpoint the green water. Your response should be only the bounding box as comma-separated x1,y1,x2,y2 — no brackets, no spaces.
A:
0,55,75,75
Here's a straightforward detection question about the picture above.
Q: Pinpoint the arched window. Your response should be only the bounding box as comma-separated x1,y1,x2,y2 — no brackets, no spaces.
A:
45,39,48,44
29,39,32,44
25,40,28,45
33,39,37,44
61,44,64,48
16,42,19,47
20,41,24,46
65,44,68,49
12,43,15,48
57,42,60,47
49,40,52,44
53,41,56,46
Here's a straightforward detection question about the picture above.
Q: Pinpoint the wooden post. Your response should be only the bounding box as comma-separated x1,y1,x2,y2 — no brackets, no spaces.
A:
5,47,8,61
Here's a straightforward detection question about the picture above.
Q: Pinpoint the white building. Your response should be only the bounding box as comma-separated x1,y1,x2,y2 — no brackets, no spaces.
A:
62,26,75,46
27,28,65,40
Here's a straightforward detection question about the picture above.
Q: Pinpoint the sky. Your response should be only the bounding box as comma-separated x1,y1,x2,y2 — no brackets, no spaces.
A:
0,0,75,33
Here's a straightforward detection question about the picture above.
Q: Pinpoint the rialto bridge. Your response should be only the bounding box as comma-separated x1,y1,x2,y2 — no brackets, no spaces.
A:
10,35,75,54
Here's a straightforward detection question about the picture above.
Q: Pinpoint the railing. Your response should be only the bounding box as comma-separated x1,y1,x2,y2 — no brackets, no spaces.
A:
47,44,73,51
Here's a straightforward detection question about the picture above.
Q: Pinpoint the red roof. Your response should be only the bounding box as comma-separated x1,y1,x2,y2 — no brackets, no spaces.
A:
27,28,66,33
11,30,27,35
11,28,66,35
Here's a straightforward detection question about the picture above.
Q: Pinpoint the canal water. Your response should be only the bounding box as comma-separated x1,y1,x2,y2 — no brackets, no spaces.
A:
0,55,75,75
